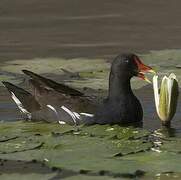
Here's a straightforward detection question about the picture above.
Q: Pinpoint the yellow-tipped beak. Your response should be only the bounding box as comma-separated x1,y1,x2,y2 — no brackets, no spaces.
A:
142,69,157,83
134,55,156,83
143,77,152,84
137,72,152,84
147,69,157,75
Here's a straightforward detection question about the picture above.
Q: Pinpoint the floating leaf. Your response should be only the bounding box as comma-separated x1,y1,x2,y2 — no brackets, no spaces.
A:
0,121,180,177
0,135,18,142
0,136,43,153
79,125,150,140
113,140,153,156
160,138,181,153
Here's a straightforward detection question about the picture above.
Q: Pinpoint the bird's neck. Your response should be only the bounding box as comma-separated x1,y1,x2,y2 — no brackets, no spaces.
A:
108,72,133,100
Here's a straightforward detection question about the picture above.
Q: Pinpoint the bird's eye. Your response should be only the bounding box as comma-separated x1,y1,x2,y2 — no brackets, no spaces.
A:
125,59,129,63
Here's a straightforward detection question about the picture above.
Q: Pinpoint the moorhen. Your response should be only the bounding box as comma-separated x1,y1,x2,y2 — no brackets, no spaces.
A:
2,53,155,125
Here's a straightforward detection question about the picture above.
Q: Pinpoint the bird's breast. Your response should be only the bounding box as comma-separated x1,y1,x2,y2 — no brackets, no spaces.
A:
94,95,143,124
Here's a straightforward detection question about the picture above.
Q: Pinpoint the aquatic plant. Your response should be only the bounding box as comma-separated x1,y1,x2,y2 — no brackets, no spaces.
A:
153,73,179,126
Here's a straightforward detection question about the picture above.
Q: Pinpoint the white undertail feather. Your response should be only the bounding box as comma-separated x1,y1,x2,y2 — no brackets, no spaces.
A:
11,92,31,119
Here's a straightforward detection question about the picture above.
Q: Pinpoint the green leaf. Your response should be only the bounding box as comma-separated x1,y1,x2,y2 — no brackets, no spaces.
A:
0,136,43,153
0,121,153,175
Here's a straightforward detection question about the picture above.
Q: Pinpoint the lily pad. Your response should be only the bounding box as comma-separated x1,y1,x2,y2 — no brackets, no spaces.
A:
65,175,116,180
0,122,151,172
0,135,18,142
159,138,181,154
0,58,110,90
122,151,181,173
1,121,181,177
113,139,153,156
0,136,43,154
0,121,77,136
0,173,57,180
0,71,24,86
79,124,150,140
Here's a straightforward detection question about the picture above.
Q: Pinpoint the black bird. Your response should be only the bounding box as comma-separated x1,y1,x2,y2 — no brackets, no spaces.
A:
90,53,155,125
2,53,155,125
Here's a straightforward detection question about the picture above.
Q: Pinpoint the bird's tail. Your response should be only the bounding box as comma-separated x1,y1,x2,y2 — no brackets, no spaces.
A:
2,81,41,119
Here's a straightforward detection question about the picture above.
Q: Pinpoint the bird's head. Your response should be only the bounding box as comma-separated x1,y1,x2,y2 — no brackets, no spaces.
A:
111,53,156,83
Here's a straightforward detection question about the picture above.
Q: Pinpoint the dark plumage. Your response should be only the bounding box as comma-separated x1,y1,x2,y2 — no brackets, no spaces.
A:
92,54,143,124
2,53,154,125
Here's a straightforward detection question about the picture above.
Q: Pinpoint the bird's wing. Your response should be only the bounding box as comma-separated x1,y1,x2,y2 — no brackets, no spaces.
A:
22,70,96,112
22,70,84,96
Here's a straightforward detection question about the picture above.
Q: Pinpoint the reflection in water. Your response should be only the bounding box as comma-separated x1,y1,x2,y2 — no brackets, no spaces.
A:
154,126,176,138
154,126,181,139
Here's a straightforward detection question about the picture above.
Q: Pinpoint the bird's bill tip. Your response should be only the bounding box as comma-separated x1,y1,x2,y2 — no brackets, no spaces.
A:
146,69,157,75
137,73,152,84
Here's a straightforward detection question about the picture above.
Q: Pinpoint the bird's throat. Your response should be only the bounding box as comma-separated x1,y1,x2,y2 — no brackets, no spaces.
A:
108,73,133,100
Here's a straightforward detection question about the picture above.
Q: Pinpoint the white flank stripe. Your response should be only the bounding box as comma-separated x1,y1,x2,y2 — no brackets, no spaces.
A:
80,113,94,117
47,105,58,118
73,112,81,120
61,106,77,124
